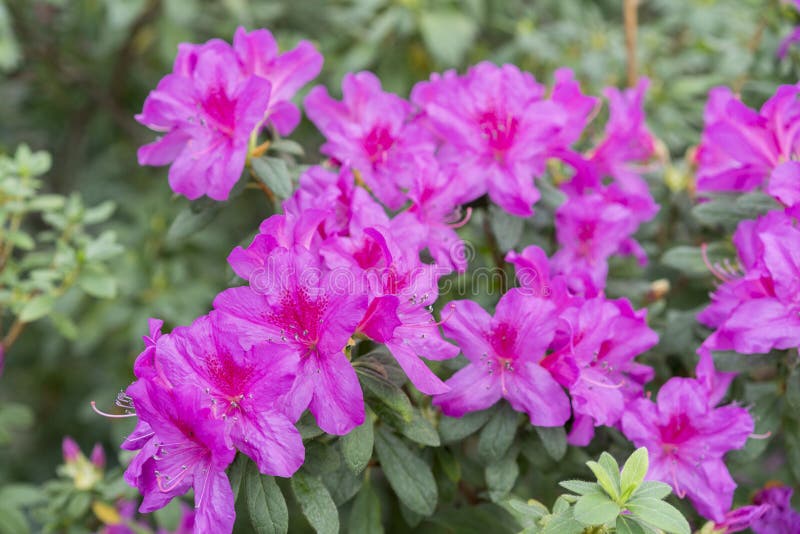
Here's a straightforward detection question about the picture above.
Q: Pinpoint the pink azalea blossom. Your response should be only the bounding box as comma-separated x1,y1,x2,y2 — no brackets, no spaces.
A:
124,380,236,534
412,63,597,216
698,210,800,355
391,161,472,273
326,225,459,394
695,84,800,197
233,27,323,135
137,28,322,201
214,245,368,435
621,371,754,522
543,296,657,446
750,485,800,534
432,288,571,426
137,40,271,200
305,71,435,208
152,313,304,477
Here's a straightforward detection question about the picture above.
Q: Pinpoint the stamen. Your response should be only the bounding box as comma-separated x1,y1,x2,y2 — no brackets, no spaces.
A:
700,243,740,282
448,207,473,229
750,431,772,440
670,461,687,498
582,375,626,389
403,303,456,328
90,401,136,419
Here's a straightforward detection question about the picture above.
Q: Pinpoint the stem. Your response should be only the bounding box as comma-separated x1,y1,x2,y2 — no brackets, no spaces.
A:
482,212,508,293
1,320,26,351
624,0,639,87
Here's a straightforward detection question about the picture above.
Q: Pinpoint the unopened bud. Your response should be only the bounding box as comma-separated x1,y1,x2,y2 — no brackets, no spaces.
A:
62,436,81,463
90,443,106,470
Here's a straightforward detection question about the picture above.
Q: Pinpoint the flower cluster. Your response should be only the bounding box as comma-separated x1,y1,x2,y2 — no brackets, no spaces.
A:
136,27,323,200
116,27,767,534
694,82,800,215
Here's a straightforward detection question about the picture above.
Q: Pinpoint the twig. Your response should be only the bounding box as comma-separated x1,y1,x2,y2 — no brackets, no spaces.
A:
624,0,639,87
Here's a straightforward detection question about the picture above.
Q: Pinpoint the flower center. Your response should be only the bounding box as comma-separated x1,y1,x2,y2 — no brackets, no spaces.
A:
477,109,519,155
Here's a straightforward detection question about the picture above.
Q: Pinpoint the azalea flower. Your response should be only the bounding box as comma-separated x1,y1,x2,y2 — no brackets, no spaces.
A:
305,71,435,208
124,381,236,534
152,313,304,477
698,210,800,355
695,84,800,198
137,40,271,201
621,371,754,522
412,62,596,216
214,245,368,435
432,288,570,426
544,296,657,446
137,28,322,201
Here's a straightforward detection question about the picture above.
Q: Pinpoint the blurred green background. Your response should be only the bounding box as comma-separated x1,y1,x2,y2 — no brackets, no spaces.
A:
0,0,798,492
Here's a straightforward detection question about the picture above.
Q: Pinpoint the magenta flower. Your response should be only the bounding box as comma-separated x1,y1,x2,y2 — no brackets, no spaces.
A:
137,27,322,201
751,485,800,534
214,245,367,435
543,297,657,446
62,436,81,463
712,504,770,534
137,40,271,200
505,245,571,307
124,380,236,534
551,191,645,296
391,161,472,273
233,27,323,135
305,71,435,208
412,63,597,216
621,376,753,522
695,84,800,196
326,225,458,394
698,211,800,355
432,289,570,426
152,313,304,477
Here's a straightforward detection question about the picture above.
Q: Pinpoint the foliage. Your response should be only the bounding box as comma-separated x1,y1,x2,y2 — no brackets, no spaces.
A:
1,0,800,533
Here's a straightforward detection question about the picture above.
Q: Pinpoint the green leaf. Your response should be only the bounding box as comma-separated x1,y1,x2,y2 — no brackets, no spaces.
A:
786,365,800,414
373,427,437,516
477,404,518,464
290,472,338,534
166,202,222,247
627,497,691,534
419,10,478,66
489,204,524,251
573,492,620,526
559,480,602,496
18,294,55,322
631,480,672,501
534,425,567,461
438,409,492,443
251,157,293,199
340,418,374,475
541,506,584,534
620,447,649,501
348,479,383,534
78,266,117,299
501,497,549,528
586,459,620,501
243,460,289,534
660,242,730,278
0,484,44,507
228,454,248,500
0,505,29,534
5,231,34,250
49,312,78,340
485,447,519,502
356,364,414,423
83,200,116,224
616,515,649,534
270,139,305,157
398,410,440,447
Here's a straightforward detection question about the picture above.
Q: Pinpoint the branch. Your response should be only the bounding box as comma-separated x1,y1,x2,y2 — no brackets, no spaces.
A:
624,0,639,87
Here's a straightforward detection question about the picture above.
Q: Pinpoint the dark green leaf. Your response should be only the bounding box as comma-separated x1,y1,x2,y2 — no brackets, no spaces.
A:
18,294,55,322
534,425,567,461
357,364,414,423
438,409,492,443
419,10,478,66
165,202,222,246
290,471,338,534
373,427,437,516
348,479,383,534
78,266,117,299
251,157,293,199
244,460,289,534
341,418,374,475
485,446,519,501
478,404,518,464
0,505,29,534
